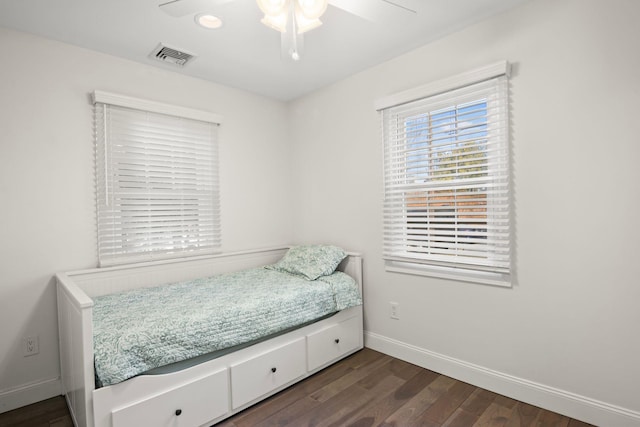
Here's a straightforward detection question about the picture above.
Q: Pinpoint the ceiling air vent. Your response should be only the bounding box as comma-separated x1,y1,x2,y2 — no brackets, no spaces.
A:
149,43,196,67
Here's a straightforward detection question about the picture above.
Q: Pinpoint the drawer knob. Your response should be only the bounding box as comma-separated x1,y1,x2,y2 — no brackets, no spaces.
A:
271,367,277,373
175,409,182,416
334,338,340,344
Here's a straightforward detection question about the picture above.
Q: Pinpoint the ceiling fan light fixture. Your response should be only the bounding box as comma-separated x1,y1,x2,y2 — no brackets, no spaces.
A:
294,7,322,34
256,0,287,16
261,13,288,32
296,0,328,20
256,0,328,34
257,0,330,60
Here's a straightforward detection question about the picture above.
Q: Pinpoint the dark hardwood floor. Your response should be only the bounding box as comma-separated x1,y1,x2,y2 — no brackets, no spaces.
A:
0,396,72,427
218,349,594,427
0,349,595,427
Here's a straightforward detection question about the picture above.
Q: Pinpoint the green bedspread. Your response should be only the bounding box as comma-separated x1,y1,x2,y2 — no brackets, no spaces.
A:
92,267,361,387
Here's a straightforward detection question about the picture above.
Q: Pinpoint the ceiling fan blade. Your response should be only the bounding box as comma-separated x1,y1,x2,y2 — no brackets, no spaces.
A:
382,0,419,14
159,0,235,17
328,0,417,22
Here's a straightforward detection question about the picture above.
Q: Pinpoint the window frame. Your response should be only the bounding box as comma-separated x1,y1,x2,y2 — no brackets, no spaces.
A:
377,62,512,287
93,91,223,267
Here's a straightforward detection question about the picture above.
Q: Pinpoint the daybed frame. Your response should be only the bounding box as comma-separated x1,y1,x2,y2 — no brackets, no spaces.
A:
56,247,363,427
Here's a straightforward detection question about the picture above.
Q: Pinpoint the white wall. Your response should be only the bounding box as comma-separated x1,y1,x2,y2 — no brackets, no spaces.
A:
0,28,292,411
288,0,640,424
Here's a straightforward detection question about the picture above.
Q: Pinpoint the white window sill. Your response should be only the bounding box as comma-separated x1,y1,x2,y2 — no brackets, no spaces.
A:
385,261,511,288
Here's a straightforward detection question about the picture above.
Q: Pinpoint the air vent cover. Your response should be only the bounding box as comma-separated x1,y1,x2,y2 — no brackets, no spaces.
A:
149,43,196,67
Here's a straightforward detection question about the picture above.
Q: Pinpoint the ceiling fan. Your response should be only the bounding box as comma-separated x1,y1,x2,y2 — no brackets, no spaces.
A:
159,0,417,61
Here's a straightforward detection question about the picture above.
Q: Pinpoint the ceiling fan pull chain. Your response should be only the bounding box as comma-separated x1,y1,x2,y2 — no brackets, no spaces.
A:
290,1,301,60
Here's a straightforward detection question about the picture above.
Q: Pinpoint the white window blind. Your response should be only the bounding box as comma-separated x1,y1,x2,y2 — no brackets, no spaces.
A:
94,92,221,266
380,66,511,286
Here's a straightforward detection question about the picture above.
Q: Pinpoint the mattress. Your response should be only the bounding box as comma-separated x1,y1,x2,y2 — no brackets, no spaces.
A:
92,267,361,387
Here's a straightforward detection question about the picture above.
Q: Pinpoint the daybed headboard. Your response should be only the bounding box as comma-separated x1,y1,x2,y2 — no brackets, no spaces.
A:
58,246,362,299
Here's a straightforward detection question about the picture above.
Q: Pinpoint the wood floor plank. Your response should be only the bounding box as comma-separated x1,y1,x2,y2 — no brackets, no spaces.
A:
472,401,514,427
357,357,422,391
393,369,441,402
460,389,499,416
493,394,518,410
380,374,458,426
443,407,482,427
308,353,394,403
387,358,425,381
533,409,571,427
442,388,497,427
290,374,405,427
0,396,70,427
504,402,541,427
568,418,596,427
339,369,441,427
48,416,73,427
326,376,407,427
417,380,477,425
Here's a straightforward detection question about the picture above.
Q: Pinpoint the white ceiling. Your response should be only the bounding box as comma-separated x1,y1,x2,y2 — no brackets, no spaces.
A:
0,0,529,101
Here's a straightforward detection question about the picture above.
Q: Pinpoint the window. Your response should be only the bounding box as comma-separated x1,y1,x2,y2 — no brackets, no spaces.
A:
378,62,511,286
93,91,222,266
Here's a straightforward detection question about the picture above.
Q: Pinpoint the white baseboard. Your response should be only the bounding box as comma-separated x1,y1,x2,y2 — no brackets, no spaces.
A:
365,331,640,427
0,377,61,414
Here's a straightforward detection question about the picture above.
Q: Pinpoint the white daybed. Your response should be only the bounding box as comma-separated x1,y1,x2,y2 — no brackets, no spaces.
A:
56,246,363,427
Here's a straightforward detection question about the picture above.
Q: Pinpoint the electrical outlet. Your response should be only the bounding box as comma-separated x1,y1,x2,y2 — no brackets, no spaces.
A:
390,302,400,320
23,336,39,357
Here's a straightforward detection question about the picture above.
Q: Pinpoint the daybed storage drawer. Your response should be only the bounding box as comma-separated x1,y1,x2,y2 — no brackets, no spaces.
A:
110,368,228,427
307,315,361,371
230,338,306,409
